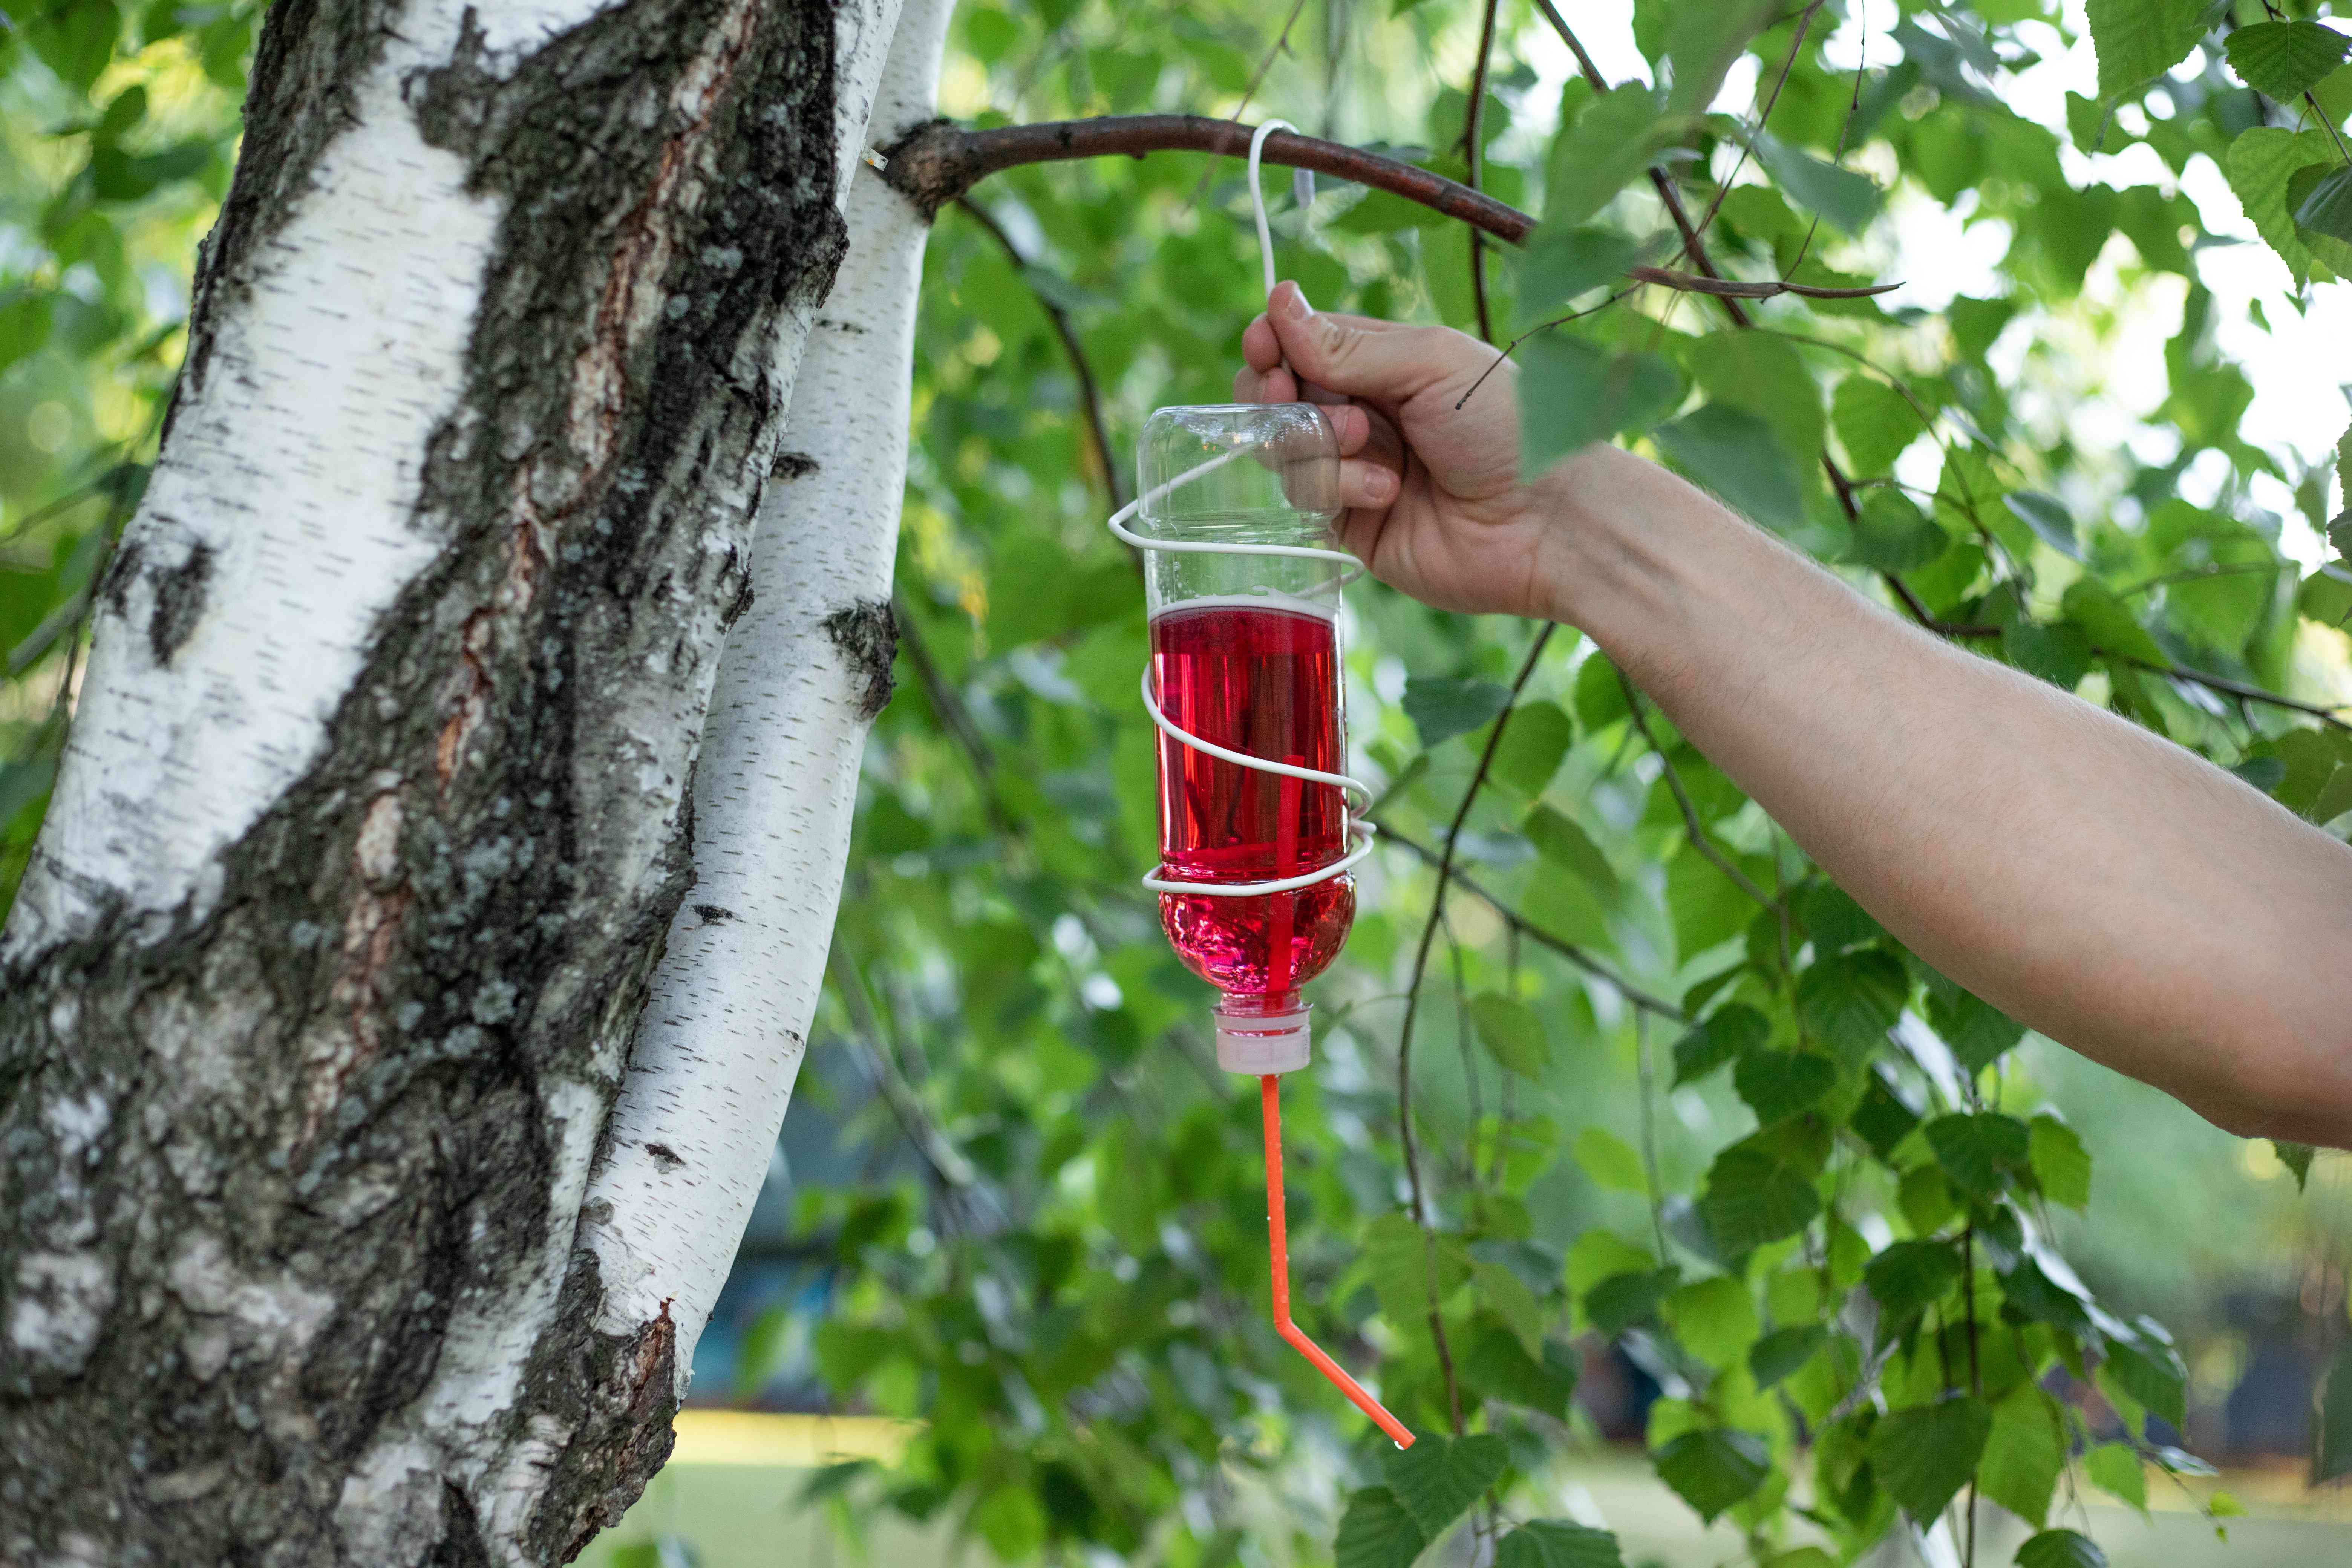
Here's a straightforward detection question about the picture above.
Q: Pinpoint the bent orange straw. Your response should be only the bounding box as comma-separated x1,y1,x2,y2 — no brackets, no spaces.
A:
1260,1073,1415,1449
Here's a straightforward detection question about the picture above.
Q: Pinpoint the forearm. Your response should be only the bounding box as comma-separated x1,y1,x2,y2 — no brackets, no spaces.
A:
1536,446,2352,1147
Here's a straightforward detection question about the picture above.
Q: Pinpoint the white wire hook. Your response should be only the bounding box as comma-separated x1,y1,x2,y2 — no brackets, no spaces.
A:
1115,119,1377,900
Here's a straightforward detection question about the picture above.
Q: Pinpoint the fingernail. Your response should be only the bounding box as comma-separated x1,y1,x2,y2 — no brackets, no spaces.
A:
1278,282,1314,319
1366,469,1396,502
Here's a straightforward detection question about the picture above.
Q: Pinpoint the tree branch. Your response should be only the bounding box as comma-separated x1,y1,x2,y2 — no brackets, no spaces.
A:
1628,264,1896,300
884,115,1536,240
951,197,1126,507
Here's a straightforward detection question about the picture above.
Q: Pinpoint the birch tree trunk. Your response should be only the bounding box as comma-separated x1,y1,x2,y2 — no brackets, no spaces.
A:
0,1,913,1562
579,0,955,1387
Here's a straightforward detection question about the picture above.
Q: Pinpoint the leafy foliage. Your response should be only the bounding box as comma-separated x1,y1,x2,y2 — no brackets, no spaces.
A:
9,1,2352,1566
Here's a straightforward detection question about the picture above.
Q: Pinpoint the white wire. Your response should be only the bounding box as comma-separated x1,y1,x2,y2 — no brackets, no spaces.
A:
1117,118,1376,901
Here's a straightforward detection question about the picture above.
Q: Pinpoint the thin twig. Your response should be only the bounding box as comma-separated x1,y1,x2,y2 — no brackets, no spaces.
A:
1393,628,1559,1435
1452,285,1644,410
1619,672,1777,909
1627,263,1897,300
1463,0,1505,344
1369,822,1684,1020
2130,657,2352,731
1185,0,1316,210
1683,1,1825,257
1635,1012,1669,1259
952,197,1125,508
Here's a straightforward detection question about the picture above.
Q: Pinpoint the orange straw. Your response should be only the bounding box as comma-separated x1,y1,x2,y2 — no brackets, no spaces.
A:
1260,1072,1415,1448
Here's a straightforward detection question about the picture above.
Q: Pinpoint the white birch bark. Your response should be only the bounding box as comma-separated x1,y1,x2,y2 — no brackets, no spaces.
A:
579,0,958,1388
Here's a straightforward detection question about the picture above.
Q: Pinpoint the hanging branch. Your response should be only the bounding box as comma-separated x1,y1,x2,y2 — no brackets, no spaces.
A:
952,196,1126,507
1627,264,1897,300
1619,672,1778,910
1391,626,1558,1437
1371,822,1685,1020
1462,0,1506,344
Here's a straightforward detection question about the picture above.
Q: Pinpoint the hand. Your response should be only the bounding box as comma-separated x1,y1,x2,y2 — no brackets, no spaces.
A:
1233,282,1558,619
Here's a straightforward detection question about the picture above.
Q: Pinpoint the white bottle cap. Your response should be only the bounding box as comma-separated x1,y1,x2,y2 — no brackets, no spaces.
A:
1213,998,1312,1075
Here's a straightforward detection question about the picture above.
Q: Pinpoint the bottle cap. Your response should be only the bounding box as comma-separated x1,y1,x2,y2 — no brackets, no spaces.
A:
1213,998,1311,1075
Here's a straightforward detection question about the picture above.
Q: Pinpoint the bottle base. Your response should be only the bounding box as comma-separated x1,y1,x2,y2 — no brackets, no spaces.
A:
1213,997,1311,1074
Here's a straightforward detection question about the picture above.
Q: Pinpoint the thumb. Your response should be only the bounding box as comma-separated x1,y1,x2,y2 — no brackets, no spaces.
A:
1266,283,1458,403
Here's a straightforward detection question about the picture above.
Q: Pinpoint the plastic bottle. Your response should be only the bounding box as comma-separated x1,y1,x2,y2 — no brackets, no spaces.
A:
1138,403,1356,1075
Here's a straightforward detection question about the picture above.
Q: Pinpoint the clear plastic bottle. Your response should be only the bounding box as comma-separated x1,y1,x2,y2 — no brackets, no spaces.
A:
1136,403,1355,1073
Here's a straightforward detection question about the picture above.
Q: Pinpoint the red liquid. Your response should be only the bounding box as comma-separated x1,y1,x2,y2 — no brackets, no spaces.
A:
1152,601,1354,1002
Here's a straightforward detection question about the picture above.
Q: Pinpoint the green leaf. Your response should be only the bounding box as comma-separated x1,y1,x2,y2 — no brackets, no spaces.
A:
2225,21,2352,102
2061,578,2169,667
1928,988,2025,1076
0,290,54,377
1666,1274,1761,1369
1864,1239,1964,1324
2002,1257,2100,1342
1699,1148,1822,1256
1923,1112,2033,1204
1335,1486,1428,1568
1665,0,1779,112
1690,331,1824,464
2087,0,2216,101
1752,130,1882,234
1492,700,1575,796
2086,1441,2147,1513
1733,1049,1838,1125
1653,405,1807,535
1586,1266,1680,1336
2274,1139,2317,1192
1364,1213,1465,1328
1384,1432,1509,1538
1404,676,1511,746
1574,1124,1650,1195
2029,1115,2092,1210
1796,951,1908,1066
1494,1520,1625,1568
2224,128,2346,286
2016,1528,2109,1568
1851,1066,1924,1159
2291,163,2352,254
1473,993,1554,1081
1831,375,1920,477
1844,492,1948,573
1516,225,1641,317
1980,1386,2066,1527
2002,491,2080,559
1749,1325,1827,1389
1464,1324,1581,1418
1524,805,1619,893
2314,1343,2352,1483
1547,86,1680,227
1519,335,1683,473
2103,1331,2187,1431
1673,1003,1770,1086
1867,1395,1992,1523
1652,1427,1771,1521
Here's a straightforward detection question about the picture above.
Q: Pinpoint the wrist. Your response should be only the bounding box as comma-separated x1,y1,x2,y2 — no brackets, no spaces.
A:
1522,445,1694,638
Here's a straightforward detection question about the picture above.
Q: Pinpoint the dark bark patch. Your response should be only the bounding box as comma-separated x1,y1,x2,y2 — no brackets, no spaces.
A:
877,117,974,221
690,904,733,924
771,451,818,479
641,1143,683,1170
822,600,898,721
426,1482,493,1568
97,538,143,619
147,541,214,666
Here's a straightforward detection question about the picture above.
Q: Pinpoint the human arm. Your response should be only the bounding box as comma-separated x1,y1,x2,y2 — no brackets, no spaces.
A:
1239,283,2352,1148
